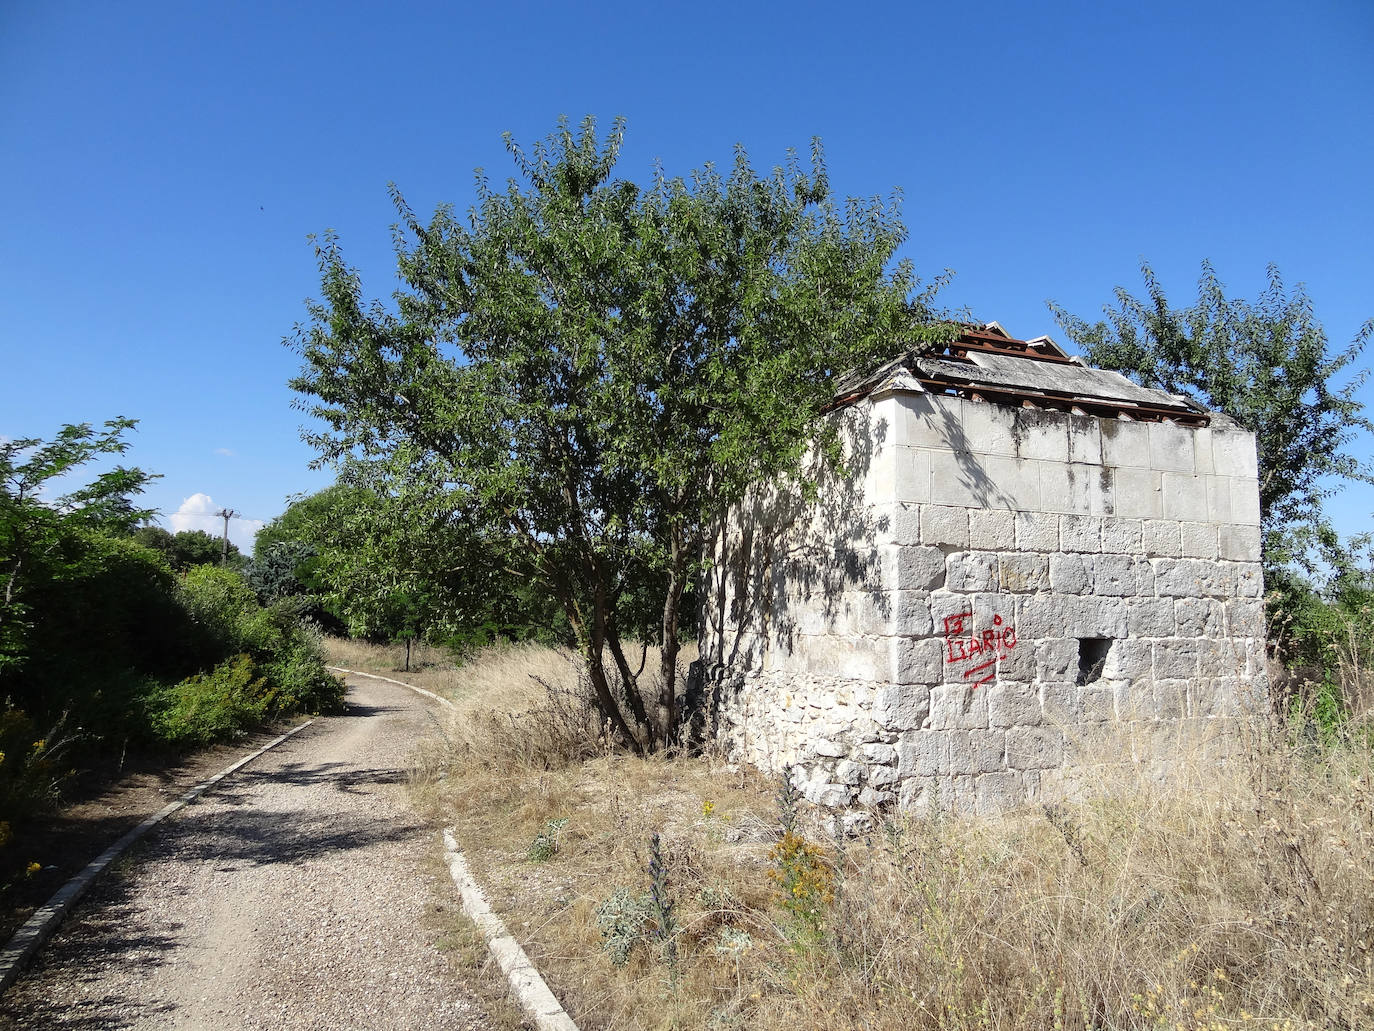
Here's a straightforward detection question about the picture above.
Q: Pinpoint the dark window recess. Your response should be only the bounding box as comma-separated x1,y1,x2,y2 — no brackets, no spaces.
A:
1077,638,1113,685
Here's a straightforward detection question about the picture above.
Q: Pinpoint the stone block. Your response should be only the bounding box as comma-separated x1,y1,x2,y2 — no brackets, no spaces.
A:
975,771,1027,815
1103,638,1152,681
947,729,1005,774
1014,511,1059,552
1161,473,1209,521
1231,481,1261,526
1196,638,1251,678
1019,594,1128,639
803,635,889,679
947,551,1000,592
1112,467,1163,519
1127,597,1176,637
1212,429,1259,478
893,447,932,504
1179,522,1219,559
1059,514,1101,553
1004,410,1066,463
1153,639,1201,680
835,760,865,785
1005,726,1065,769
1035,639,1079,681
928,685,989,730
1234,563,1263,598
899,392,958,448
1149,421,1197,473
892,545,947,591
872,503,922,546
1066,415,1102,465
949,397,1014,454
996,642,1036,681
1141,520,1182,558
891,590,934,636
1151,679,1188,720
1175,598,1225,637
1204,475,1233,523
1192,427,1215,474
1100,517,1144,554
859,742,897,764
1153,558,1232,598
1218,524,1261,563
1100,420,1150,467
858,787,896,807
1010,410,1070,463
894,638,945,685
867,763,900,787
1080,685,1115,722
1225,598,1266,639
896,730,946,776
1038,461,1091,515
1094,554,1153,596
1040,681,1081,724
999,553,1049,593
928,449,989,508
873,684,931,730
969,509,1015,550
921,505,969,548
987,682,1042,728
1049,552,1091,594
981,454,1046,511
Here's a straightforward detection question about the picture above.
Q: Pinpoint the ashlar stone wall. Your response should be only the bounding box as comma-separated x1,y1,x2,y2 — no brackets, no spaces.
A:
700,386,1267,815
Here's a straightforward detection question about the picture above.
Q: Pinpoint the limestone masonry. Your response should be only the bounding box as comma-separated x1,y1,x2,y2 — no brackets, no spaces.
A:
700,325,1267,815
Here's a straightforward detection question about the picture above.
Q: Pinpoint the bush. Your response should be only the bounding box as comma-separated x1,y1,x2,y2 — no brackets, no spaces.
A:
151,654,273,745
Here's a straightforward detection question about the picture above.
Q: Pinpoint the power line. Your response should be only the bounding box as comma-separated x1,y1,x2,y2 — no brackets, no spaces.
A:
214,507,238,565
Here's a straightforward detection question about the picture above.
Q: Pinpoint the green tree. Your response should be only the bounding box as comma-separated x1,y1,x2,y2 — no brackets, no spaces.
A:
132,526,242,570
1050,261,1373,576
290,117,951,750
1,419,157,674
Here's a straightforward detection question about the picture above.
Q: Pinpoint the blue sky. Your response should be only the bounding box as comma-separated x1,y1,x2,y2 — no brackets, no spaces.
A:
2,0,1371,552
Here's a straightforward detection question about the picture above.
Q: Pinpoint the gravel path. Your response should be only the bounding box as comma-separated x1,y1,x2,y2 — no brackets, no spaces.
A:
0,677,494,1030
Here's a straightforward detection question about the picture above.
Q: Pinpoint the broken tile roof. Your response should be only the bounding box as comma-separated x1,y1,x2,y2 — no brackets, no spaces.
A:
834,323,1210,427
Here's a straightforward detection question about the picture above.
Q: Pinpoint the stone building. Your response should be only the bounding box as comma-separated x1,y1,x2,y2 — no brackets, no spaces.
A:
700,324,1267,814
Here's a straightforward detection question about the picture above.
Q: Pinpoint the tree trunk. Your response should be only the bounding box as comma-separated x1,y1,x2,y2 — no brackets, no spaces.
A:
657,528,687,742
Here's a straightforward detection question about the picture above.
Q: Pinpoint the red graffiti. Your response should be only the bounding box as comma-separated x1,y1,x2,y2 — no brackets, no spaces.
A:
941,610,1017,688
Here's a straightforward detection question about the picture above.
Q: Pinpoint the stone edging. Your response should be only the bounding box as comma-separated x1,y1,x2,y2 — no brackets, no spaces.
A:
329,667,578,1029
442,829,579,1031
325,666,455,709
0,717,316,996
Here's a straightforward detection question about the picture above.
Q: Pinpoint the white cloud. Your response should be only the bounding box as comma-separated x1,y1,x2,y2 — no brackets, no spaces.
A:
213,447,235,457
167,493,265,553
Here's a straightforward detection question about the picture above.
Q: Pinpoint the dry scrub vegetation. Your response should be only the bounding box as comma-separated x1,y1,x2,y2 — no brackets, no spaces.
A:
338,638,1374,1030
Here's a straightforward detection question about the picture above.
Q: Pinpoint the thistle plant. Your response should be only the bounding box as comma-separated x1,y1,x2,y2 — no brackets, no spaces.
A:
776,764,800,837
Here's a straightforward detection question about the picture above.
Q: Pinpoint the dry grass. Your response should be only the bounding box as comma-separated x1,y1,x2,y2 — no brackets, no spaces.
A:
357,636,1374,1031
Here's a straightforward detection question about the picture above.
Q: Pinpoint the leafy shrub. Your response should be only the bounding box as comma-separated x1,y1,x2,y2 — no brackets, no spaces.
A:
151,654,273,745
0,706,78,823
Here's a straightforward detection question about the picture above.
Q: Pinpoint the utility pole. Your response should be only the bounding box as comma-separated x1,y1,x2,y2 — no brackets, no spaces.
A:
215,508,238,565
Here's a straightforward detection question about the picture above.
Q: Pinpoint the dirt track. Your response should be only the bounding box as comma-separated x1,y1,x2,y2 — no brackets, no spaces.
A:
0,676,492,1030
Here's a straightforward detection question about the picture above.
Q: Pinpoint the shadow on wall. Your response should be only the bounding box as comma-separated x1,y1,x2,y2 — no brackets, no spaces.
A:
703,392,1028,677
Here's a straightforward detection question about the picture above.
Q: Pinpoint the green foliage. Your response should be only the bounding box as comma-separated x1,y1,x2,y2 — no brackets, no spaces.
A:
290,116,953,749
1050,261,1373,577
594,887,656,967
1,418,157,675
0,708,79,826
151,653,273,745
526,816,569,862
593,832,680,972
131,526,242,571
767,830,835,939
177,565,344,719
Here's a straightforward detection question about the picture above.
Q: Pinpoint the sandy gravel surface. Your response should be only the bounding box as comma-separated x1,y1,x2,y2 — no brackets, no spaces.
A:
0,677,494,1030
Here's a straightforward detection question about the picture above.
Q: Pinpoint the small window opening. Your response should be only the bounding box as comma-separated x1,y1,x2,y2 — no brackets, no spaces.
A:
1077,638,1113,685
